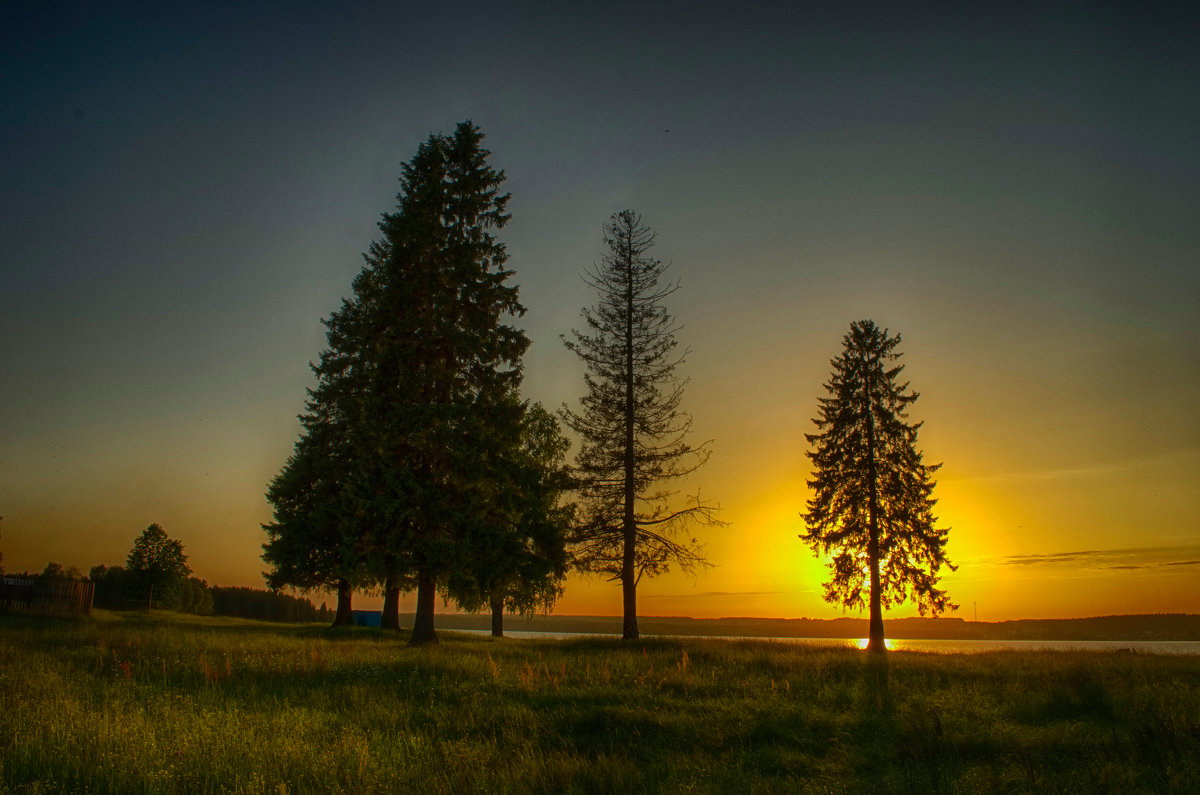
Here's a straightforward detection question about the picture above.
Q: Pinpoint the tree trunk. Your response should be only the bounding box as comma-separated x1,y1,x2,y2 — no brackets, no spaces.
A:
490,595,504,638
621,240,639,642
864,360,886,655
866,540,885,654
331,578,354,627
381,573,401,630
622,488,639,639
621,578,639,639
146,582,153,612
409,570,438,646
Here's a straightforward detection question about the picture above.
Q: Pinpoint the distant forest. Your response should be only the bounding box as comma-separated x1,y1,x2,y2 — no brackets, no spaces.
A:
7,563,332,625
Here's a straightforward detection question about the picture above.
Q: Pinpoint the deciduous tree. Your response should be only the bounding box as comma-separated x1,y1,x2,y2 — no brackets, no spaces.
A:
89,565,132,609
449,402,574,637
562,210,719,640
126,523,191,611
40,562,83,581
802,320,955,654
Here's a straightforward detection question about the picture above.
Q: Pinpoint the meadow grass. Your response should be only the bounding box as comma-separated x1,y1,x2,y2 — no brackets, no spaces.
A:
1,611,1196,793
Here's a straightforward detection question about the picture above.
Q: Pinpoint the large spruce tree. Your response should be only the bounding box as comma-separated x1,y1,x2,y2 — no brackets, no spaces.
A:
802,319,955,654
265,122,570,643
313,251,417,632
562,210,719,641
316,121,529,645
370,122,528,645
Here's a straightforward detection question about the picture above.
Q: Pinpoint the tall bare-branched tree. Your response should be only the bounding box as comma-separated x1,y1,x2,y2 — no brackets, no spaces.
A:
562,210,720,640
802,319,955,654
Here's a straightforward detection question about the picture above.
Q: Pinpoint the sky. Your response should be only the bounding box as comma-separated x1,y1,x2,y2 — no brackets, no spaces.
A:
2,2,1197,621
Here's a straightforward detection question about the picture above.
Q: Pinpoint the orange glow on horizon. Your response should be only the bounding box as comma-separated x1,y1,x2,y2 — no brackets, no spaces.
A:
5,413,1197,622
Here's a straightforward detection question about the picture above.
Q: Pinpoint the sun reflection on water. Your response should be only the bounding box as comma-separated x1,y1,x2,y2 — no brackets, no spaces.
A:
855,638,895,650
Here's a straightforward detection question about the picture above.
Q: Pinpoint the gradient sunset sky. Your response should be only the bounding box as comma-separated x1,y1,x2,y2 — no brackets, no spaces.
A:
3,2,1197,621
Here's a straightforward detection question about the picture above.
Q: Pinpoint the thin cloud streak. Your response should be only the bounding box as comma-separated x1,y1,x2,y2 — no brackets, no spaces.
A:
1004,551,1102,565
965,544,1200,572
1106,560,1200,571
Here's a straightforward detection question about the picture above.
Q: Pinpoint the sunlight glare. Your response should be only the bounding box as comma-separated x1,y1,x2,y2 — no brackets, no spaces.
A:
855,638,895,651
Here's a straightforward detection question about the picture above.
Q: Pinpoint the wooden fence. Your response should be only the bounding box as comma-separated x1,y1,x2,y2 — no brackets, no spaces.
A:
0,577,94,616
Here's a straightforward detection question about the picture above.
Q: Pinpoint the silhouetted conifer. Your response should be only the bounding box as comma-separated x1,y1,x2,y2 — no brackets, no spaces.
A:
802,320,955,654
276,121,546,645
262,386,368,627
354,122,529,645
562,210,719,640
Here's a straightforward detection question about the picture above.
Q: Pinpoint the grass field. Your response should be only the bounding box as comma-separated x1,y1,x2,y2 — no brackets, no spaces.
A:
1,611,1197,793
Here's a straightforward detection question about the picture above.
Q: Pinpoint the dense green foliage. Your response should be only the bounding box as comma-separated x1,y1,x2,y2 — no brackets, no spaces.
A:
17,558,331,622
562,210,718,640
449,402,573,634
89,564,128,607
804,320,953,653
84,564,327,620
261,388,365,625
41,561,85,581
88,564,212,614
124,524,193,611
209,586,332,624
4,612,1195,794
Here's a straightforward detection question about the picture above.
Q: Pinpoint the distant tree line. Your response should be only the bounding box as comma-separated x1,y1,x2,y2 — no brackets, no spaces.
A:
87,563,214,615
209,586,333,624
22,523,330,624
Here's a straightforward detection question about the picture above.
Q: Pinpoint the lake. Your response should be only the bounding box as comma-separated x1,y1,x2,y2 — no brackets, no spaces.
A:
458,629,1200,655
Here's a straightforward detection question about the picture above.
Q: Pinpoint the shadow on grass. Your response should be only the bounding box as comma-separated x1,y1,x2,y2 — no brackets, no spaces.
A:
843,651,966,794
1014,669,1115,725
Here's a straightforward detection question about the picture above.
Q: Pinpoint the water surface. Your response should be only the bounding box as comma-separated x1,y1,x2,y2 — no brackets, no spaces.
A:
458,629,1200,655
